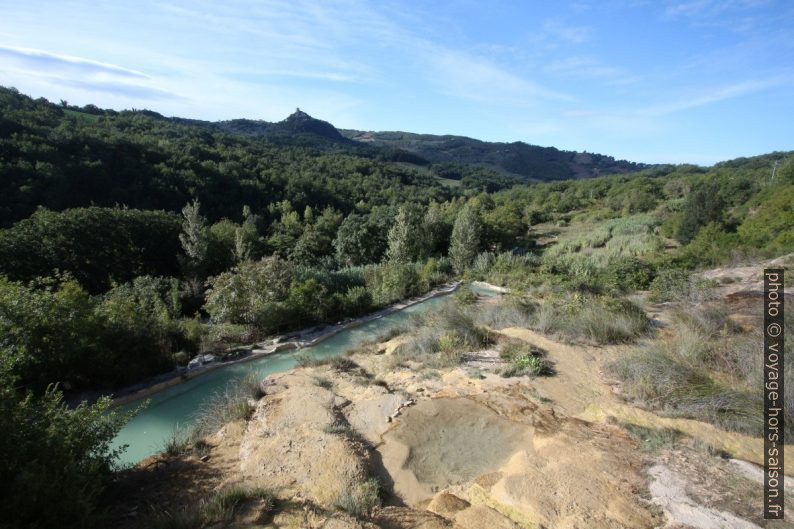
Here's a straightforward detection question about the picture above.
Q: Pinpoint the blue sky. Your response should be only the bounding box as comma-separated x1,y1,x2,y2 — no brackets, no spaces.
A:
0,0,792,164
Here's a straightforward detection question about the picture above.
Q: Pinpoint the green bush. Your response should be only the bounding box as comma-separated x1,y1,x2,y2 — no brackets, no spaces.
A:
396,304,492,366
147,486,274,528
676,222,742,267
0,355,130,529
204,257,295,324
676,182,725,244
363,261,422,306
499,342,554,377
453,285,478,306
189,381,258,439
737,185,794,255
474,296,536,329
648,269,716,303
602,257,657,291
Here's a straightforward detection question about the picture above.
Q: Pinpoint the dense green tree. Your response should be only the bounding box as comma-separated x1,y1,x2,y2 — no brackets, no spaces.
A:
777,156,794,184
289,207,343,268
675,182,725,244
386,204,426,263
422,202,451,256
481,202,525,249
737,185,794,254
449,202,483,273
0,87,454,228
179,199,209,276
0,275,178,392
334,213,387,267
363,262,422,306
0,207,180,293
268,201,305,258
204,257,295,324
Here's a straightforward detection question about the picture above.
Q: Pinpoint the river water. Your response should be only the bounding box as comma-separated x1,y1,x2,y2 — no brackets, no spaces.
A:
112,284,498,465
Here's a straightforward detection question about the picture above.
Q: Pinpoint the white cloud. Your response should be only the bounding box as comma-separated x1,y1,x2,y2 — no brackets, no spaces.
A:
641,77,786,116
545,56,641,85
0,44,182,101
0,45,149,79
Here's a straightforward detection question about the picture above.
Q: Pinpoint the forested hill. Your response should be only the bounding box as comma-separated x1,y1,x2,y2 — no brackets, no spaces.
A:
0,87,453,227
340,129,645,180
0,86,645,227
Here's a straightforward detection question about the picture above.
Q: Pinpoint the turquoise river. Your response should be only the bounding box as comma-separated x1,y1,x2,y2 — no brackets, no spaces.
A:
111,284,497,465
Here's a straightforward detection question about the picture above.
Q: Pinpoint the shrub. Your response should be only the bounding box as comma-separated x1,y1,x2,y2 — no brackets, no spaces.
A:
204,256,294,325
363,261,422,306
611,344,763,435
578,301,649,344
737,185,794,255
329,356,359,372
313,376,333,389
148,487,274,529
0,275,179,392
609,304,790,437
602,257,656,291
453,285,478,306
530,294,648,345
648,269,716,302
342,286,373,316
190,381,256,439
676,182,724,244
335,478,380,518
621,423,683,453
419,257,453,290
203,487,274,523
0,355,130,529
179,316,204,353
484,252,538,288
499,342,554,377
396,304,492,366
474,296,536,329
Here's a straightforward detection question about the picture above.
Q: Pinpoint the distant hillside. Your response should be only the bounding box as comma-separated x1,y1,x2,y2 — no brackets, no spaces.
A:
171,106,648,182
340,130,645,181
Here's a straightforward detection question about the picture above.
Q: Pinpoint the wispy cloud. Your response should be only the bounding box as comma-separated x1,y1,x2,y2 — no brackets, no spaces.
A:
425,46,575,107
0,45,148,79
663,0,774,31
545,56,641,85
525,18,594,51
58,79,183,100
0,44,181,101
542,19,593,44
665,0,769,18
642,77,786,116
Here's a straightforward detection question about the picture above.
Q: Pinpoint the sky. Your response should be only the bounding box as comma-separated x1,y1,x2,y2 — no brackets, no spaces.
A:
0,0,792,165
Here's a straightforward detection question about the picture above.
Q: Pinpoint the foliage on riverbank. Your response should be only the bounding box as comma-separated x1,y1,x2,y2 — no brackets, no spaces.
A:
0,354,128,529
